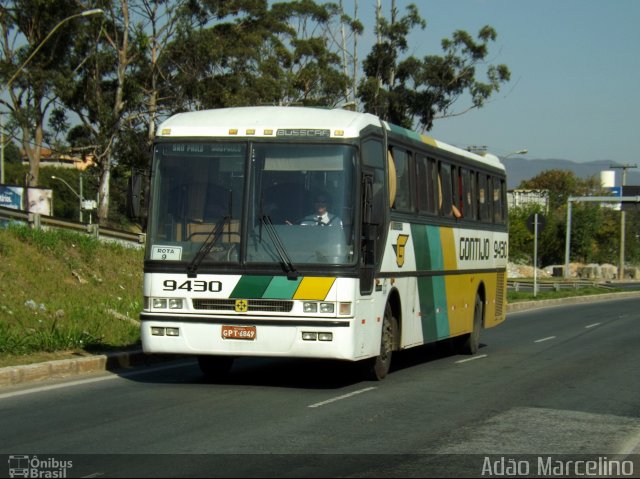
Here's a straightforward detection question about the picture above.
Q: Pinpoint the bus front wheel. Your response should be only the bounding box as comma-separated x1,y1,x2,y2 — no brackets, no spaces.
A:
366,304,398,381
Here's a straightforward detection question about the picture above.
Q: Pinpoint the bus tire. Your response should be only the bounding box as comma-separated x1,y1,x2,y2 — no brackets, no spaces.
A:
197,355,234,380
459,295,483,355
367,304,398,381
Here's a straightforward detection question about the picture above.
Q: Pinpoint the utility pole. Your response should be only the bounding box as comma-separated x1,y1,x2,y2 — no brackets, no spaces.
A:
610,164,638,280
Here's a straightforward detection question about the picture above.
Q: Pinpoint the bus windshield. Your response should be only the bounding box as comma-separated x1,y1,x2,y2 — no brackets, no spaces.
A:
248,143,356,266
146,141,357,267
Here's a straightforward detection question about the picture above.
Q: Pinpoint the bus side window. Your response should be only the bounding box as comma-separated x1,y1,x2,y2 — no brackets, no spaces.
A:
451,165,462,219
417,155,436,214
467,170,477,220
478,174,490,222
461,168,473,220
438,162,453,217
390,147,413,212
493,177,506,224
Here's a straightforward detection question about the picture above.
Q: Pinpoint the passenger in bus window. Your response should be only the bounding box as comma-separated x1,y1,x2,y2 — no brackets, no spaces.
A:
299,194,343,227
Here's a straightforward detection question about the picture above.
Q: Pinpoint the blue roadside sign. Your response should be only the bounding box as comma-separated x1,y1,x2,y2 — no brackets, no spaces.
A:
0,185,22,209
609,186,622,197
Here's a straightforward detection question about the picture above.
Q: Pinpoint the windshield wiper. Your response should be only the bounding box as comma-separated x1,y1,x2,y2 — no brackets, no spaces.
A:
261,215,298,280
187,215,230,278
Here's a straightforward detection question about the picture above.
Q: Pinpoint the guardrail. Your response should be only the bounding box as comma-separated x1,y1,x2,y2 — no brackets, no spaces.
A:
0,205,146,248
507,279,614,292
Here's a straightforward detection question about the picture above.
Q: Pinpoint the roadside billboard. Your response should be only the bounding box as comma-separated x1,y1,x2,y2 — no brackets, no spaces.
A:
0,185,52,216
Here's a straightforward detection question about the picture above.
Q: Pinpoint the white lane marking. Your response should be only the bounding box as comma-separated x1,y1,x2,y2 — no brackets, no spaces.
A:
585,323,601,329
534,336,556,343
0,362,191,400
455,354,488,364
308,387,376,408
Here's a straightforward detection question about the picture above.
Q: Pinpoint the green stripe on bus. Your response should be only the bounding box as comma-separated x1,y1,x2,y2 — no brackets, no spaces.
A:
262,276,302,299
230,275,273,298
411,225,450,341
387,123,422,142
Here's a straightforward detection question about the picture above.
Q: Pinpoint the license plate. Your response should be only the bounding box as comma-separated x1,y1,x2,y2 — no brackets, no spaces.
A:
221,325,256,340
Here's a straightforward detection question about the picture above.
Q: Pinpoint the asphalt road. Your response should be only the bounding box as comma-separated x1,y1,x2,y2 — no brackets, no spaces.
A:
1,297,639,478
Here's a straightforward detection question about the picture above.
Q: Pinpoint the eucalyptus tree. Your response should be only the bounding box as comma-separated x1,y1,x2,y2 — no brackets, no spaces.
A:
0,0,85,188
266,0,352,106
358,1,510,131
159,1,272,110
56,0,142,224
160,0,352,111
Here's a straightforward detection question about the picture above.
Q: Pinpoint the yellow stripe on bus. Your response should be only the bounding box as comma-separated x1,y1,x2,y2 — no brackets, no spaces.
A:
440,227,458,270
293,277,336,300
419,134,437,147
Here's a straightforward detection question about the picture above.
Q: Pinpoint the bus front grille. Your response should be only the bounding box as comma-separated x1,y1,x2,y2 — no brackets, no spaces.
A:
192,299,294,313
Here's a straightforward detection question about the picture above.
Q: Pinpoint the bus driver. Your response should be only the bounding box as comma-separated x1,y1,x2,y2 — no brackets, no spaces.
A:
300,194,342,227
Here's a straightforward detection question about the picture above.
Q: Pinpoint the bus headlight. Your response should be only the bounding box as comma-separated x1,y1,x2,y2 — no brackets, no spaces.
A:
151,298,185,310
303,302,338,314
303,302,318,313
319,302,334,313
153,298,167,309
169,299,183,309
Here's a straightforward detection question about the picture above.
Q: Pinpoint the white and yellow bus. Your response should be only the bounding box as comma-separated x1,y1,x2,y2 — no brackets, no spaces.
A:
140,106,508,380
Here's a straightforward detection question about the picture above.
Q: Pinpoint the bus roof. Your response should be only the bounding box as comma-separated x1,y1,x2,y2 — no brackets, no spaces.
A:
157,106,504,171
157,106,380,139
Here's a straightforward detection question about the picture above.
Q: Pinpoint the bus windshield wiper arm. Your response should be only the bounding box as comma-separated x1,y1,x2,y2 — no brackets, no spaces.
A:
187,215,229,278
261,215,298,280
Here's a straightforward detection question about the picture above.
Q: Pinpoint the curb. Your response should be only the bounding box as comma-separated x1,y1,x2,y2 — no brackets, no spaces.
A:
0,349,177,389
2,290,640,389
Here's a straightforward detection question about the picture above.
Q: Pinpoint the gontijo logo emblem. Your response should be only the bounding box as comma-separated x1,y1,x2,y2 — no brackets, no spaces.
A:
235,299,248,312
393,234,410,267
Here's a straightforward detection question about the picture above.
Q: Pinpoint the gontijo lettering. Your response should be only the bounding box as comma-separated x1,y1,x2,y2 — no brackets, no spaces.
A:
459,236,491,261
459,237,509,261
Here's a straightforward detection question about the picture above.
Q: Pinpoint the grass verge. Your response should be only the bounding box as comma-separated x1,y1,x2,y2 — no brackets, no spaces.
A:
507,285,622,302
0,224,143,368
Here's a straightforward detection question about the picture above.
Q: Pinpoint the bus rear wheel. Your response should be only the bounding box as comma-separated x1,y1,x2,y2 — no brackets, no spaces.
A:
366,304,398,381
458,294,483,355
197,355,234,380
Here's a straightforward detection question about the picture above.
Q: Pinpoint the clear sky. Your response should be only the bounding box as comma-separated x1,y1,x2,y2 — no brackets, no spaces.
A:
347,0,640,164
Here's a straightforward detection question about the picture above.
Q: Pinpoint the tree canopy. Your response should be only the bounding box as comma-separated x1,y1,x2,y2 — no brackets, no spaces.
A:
0,0,512,226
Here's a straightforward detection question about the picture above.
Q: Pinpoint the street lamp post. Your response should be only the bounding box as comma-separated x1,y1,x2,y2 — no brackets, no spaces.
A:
4,9,104,88
502,149,528,160
0,8,103,187
51,175,83,222
610,164,638,280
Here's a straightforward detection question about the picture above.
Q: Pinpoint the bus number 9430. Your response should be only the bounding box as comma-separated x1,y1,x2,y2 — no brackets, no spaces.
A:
163,280,222,292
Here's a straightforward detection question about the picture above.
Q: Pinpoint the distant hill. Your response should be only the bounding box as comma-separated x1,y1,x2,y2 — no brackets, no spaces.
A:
502,158,640,189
